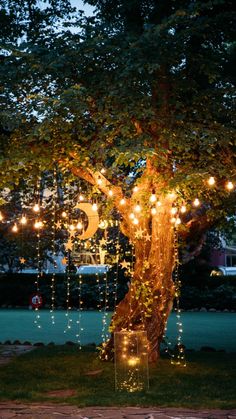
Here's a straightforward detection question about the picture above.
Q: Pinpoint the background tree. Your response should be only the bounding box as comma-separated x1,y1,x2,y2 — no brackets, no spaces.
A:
0,0,236,361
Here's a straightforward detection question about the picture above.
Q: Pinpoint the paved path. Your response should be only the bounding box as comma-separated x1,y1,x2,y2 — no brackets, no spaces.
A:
0,403,236,419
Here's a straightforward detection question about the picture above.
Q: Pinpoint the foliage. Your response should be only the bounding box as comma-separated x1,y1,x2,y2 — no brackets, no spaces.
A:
0,346,235,408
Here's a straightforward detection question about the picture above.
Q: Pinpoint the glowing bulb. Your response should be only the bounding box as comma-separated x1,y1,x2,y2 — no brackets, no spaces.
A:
170,207,178,215
180,205,186,214
150,193,156,203
133,218,139,225
20,215,27,225
97,178,102,185
151,207,157,215
12,223,18,232
0,211,3,221
79,194,84,201
226,181,234,191
129,213,135,220
193,198,200,207
127,356,140,367
101,168,106,174
134,204,141,213
33,203,40,212
92,203,98,211
171,217,176,223
108,190,113,197
208,176,215,186
69,224,75,231
133,186,139,193
34,220,43,229
175,217,181,225
120,198,126,205
61,211,67,218
76,221,83,230
156,201,161,207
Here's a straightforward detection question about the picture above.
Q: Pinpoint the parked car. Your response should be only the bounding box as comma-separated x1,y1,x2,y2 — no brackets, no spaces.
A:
210,266,236,276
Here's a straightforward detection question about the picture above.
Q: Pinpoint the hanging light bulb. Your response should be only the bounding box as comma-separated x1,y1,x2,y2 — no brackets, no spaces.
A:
69,224,75,231
226,181,234,191
133,218,139,225
175,217,181,225
34,220,43,229
76,221,83,230
120,198,126,205
156,200,161,207
61,211,67,218
180,205,186,214
33,203,40,212
133,186,139,193
0,211,3,221
108,189,113,197
129,213,135,220
193,198,200,207
79,194,84,201
20,215,27,225
151,207,157,215
171,217,176,224
134,203,141,213
97,177,102,186
12,223,18,232
101,168,106,174
170,207,178,215
207,176,215,186
150,190,157,203
92,203,98,211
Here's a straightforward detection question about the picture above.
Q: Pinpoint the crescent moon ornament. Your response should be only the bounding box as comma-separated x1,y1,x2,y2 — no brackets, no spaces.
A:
74,203,99,240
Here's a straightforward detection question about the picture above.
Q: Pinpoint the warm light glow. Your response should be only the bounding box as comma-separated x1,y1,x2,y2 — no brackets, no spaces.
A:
170,207,178,215
0,211,3,221
150,193,156,203
20,215,27,225
69,224,75,231
101,168,106,174
76,221,83,230
175,217,181,225
34,220,43,229
120,198,126,205
92,203,98,211
108,189,113,197
62,211,67,218
133,218,139,225
156,200,161,207
193,198,200,207
208,176,215,186
226,181,234,191
180,205,186,213
151,207,157,215
127,356,140,367
33,203,40,212
79,194,84,201
134,204,141,213
12,223,18,232
129,213,135,219
97,177,102,185
133,186,139,192
171,217,176,223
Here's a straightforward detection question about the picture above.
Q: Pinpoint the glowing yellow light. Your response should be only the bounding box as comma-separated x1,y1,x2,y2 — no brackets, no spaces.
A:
208,176,215,186
156,201,161,207
127,356,140,367
101,168,106,174
97,178,102,185
134,204,141,213
133,186,139,193
79,194,84,201
193,198,200,207
129,213,135,219
69,224,75,231
171,217,176,223
12,223,18,232
108,189,113,197
34,220,43,229
133,218,139,225
150,193,156,203
120,198,126,205
92,203,98,211
61,211,67,218
180,205,186,213
0,211,3,221
170,207,178,215
20,215,27,225
175,217,181,225
33,203,40,212
76,221,83,230
226,181,234,191
151,207,157,215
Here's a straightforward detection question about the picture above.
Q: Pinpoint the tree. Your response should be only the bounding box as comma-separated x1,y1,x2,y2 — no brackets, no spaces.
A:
0,0,236,361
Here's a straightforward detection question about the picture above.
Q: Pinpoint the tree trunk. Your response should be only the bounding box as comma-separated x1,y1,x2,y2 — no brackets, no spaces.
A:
101,196,176,362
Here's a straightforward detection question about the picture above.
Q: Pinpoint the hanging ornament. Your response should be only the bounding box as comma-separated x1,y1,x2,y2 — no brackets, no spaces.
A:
74,203,99,240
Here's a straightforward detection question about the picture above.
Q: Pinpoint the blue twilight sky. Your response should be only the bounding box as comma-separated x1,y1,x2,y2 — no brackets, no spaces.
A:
69,0,95,16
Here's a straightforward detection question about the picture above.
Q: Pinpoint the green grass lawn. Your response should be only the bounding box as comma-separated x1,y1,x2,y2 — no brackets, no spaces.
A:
0,345,236,409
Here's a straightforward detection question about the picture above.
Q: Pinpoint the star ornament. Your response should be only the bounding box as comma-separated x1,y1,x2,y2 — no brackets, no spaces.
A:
135,228,144,239
99,238,107,247
61,257,67,265
65,240,73,251
120,260,130,270
19,257,26,264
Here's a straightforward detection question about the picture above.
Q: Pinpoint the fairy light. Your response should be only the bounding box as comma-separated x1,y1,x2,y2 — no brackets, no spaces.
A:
34,220,43,229
92,203,98,211
101,168,106,174
50,171,57,326
133,218,139,225
193,198,200,207
120,198,126,205
226,181,234,191
170,207,178,215
108,189,113,197
79,194,84,201
76,221,83,230
69,224,75,231
20,215,27,225
97,177,102,186
61,211,67,218
180,205,186,214
175,217,181,226
12,223,18,232
33,203,40,212
156,200,161,207
129,213,135,220
134,203,141,213
76,274,83,349
0,211,3,221
133,186,139,193
34,222,42,330
171,217,176,224
151,207,157,215
208,176,215,186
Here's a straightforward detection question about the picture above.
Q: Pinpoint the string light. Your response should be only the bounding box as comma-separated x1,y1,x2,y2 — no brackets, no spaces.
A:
79,194,84,201
208,176,215,186
12,223,18,232
108,189,113,197
69,224,75,231
180,205,186,214
0,211,4,221
149,191,157,203
226,181,234,191
61,211,67,218
134,203,141,213
33,203,40,212
34,220,43,229
129,213,135,220
101,168,106,174
151,207,157,215
20,215,27,225
92,203,98,211
97,177,102,186
120,198,126,205
193,198,200,207
170,207,178,215
76,221,83,230
133,186,139,193
133,218,139,225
